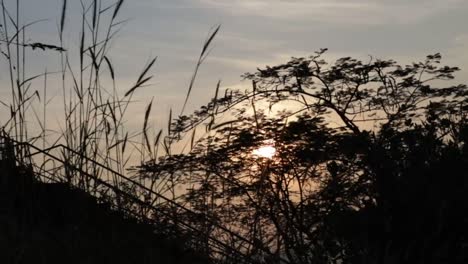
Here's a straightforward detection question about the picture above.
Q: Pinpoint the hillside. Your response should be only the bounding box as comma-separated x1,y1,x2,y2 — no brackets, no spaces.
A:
0,155,210,264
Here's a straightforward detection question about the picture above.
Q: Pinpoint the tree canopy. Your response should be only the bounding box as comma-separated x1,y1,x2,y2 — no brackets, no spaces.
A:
136,50,468,264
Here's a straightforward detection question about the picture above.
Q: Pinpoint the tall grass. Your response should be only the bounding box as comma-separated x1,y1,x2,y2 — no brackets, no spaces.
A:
0,0,158,191
0,0,247,262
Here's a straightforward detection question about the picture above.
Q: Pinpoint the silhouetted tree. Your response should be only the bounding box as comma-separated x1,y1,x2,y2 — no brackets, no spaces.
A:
136,50,468,263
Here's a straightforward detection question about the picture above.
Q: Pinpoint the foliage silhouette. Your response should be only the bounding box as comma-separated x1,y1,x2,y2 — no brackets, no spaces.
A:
137,50,468,263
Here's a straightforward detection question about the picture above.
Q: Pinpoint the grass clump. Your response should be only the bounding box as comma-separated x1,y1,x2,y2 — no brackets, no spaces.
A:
0,1,253,263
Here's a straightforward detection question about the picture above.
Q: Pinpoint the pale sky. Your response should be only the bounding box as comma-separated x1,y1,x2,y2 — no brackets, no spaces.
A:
1,0,468,131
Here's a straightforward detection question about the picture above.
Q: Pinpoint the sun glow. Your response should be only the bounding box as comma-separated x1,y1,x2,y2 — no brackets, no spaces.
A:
252,145,276,159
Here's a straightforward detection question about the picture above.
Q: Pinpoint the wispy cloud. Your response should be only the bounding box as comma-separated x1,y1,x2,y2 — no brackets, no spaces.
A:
196,0,466,25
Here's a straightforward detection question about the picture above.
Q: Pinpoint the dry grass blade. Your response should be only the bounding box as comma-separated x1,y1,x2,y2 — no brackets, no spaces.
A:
79,25,84,65
207,81,221,131
99,2,114,14
92,0,97,29
34,90,40,101
167,108,172,136
60,0,67,38
251,96,259,131
202,24,220,57
137,57,157,84
103,56,114,80
107,139,120,150
0,100,8,107
124,76,152,97
122,132,128,153
3,5,17,30
143,98,153,154
181,25,220,114
107,100,117,125
110,18,129,28
66,58,83,101
154,129,162,149
190,127,196,151
19,73,44,88
124,57,157,97
113,0,124,20
213,80,221,114
162,139,170,155
89,48,99,70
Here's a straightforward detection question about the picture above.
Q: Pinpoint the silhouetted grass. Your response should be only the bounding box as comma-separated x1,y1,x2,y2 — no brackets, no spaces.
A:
0,0,255,263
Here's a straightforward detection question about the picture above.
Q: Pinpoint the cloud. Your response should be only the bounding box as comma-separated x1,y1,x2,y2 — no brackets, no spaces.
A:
195,0,466,26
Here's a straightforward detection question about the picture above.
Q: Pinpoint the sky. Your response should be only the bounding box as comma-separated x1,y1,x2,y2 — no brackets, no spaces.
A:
1,0,468,132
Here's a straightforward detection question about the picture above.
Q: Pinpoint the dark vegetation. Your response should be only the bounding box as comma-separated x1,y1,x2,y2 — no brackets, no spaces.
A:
1,0,468,263
137,51,468,263
0,142,209,264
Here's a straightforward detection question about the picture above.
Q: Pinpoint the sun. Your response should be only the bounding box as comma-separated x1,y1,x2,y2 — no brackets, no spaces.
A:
252,145,276,159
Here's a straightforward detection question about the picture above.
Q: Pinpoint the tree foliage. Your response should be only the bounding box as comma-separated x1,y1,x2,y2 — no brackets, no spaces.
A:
136,50,468,263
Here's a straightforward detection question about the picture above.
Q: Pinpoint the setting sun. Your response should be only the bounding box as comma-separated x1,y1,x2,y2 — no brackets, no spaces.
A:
252,145,276,159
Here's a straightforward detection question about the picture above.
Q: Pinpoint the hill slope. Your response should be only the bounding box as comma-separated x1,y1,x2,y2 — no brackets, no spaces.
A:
0,158,210,264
